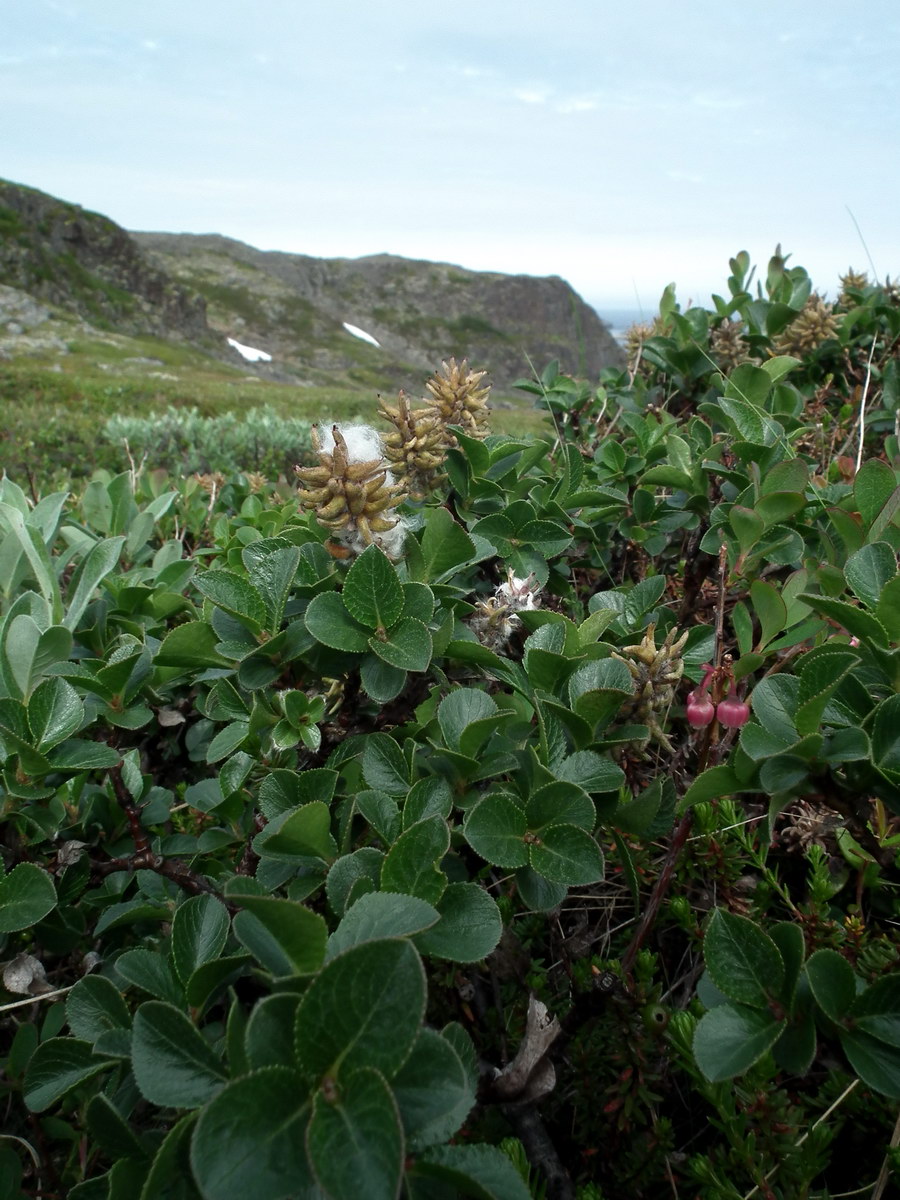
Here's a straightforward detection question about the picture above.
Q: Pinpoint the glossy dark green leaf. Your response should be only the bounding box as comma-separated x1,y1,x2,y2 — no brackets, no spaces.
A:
252,801,337,862
411,1144,532,1200
194,570,267,630
232,895,327,976
66,975,131,1043
528,823,604,885
171,894,230,987
0,862,57,932
413,882,502,963
342,544,403,630
294,938,426,1081
391,1028,473,1150
304,590,371,652
190,1068,314,1199
704,908,784,1008
24,1038,112,1112
368,616,432,671
841,1029,900,1098
380,815,449,903
464,793,528,868
139,1111,199,1200
307,1066,403,1200
131,1001,227,1107
361,732,410,796
326,891,439,960
848,975,900,1047
693,1004,785,1081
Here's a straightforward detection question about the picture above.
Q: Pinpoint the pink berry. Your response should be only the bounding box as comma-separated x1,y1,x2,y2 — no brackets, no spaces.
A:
686,693,715,728
716,697,750,728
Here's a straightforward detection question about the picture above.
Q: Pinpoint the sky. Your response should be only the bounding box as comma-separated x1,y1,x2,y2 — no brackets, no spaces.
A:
3,1,899,313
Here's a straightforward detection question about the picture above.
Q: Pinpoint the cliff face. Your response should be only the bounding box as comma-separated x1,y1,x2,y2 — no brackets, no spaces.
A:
0,177,624,391
134,232,624,390
0,180,212,342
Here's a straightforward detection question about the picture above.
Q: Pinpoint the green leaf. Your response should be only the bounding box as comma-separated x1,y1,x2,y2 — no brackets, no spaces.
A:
47,738,121,770
528,823,604,885
795,648,857,737
872,695,900,773
115,949,184,1005
252,801,338,862
730,505,764,553
380,816,449,903
0,862,57,932
64,536,125,631
294,938,426,1081
140,1112,199,1200
66,976,131,1043
232,895,327,977
403,777,453,828
526,781,595,832
246,544,301,632
304,590,371,652
356,789,401,844
359,654,406,703
413,882,503,963
556,750,625,793
327,892,440,960
190,1068,314,1199
854,459,899,533
412,1144,532,1200
464,793,528,868
840,1030,900,1098
131,1001,227,1107
391,1028,473,1150
421,506,476,580
845,542,897,609
155,621,229,669
307,1066,402,1200
171,894,231,987
24,1038,112,1112
361,733,410,796
205,720,249,764
805,948,857,1021
749,579,787,649
848,975,900,1047
704,908,784,1008
678,765,742,813
194,570,267,630
369,616,432,671
243,994,302,1072
693,1005,786,1081
342,544,404,631
438,688,498,751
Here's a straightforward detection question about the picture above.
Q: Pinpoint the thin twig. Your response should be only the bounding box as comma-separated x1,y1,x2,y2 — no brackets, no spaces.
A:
855,337,879,475
872,1104,900,1200
741,1078,860,1200
0,985,74,1013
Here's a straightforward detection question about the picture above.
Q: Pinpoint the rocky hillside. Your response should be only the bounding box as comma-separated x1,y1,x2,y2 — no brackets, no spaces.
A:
0,179,212,344
0,178,623,392
134,232,624,390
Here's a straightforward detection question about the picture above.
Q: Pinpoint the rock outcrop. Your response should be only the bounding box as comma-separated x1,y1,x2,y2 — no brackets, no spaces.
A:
134,232,624,391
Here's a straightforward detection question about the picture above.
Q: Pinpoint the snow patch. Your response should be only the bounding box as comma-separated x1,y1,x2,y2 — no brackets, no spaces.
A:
343,322,380,348
228,337,272,362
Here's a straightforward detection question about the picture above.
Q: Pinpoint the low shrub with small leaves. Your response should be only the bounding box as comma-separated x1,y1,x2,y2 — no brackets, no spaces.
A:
2,264,900,1200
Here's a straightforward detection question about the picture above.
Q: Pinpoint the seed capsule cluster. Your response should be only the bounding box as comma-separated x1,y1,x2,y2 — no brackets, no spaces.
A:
612,624,688,752
378,358,491,500
424,358,491,442
295,424,407,551
773,294,839,357
378,390,450,500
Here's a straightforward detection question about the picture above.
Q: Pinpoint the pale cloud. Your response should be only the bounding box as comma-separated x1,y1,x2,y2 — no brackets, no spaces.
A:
514,87,549,105
555,96,597,114
142,39,159,51
666,169,704,185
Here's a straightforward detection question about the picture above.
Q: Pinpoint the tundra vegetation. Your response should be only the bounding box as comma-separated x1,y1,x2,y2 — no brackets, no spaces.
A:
2,249,900,1199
